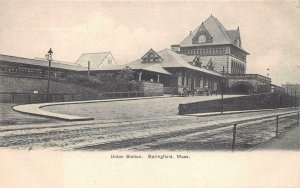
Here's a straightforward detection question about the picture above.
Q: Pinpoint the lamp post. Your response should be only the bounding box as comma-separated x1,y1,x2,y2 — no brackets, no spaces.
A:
87,61,90,77
46,48,53,102
221,66,225,114
290,88,293,108
295,90,297,109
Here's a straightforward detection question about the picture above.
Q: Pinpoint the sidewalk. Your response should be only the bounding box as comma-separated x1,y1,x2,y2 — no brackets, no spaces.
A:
255,125,299,150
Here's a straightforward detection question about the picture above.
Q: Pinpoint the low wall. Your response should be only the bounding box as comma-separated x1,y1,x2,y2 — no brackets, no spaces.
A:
178,93,300,115
0,74,98,94
138,81,163,97
0,91,145,104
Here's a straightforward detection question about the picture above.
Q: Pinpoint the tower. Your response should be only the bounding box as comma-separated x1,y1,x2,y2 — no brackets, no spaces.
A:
171,15,249,75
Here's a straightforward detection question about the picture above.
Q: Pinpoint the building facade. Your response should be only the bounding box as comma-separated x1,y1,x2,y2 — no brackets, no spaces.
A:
100,48,224,94
171,15,274,94
281,84,300,97
171,15,248,75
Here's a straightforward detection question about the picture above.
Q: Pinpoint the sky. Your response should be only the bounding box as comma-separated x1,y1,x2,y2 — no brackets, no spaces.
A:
0,0,299,85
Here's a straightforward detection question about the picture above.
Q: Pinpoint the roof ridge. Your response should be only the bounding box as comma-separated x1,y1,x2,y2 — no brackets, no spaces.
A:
81,52,110,55
34,57,75,65
0,54,43,62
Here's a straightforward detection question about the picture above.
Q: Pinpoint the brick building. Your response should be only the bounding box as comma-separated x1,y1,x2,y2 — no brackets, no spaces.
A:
171,15,275,94
281,84,300,97
171,15,248,75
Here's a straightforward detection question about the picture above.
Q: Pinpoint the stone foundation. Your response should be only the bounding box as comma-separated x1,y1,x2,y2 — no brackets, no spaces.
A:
138,81,163,96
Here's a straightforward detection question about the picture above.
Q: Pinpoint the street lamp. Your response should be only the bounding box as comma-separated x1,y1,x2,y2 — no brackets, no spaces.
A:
45,48,53,102
295,90,297,109
221,66,225,114
290,88,293,109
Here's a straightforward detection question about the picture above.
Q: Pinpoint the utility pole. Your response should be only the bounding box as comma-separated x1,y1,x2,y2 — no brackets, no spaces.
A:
295,90,297,108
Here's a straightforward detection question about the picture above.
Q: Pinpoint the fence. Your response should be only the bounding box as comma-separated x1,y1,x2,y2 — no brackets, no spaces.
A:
188,111,299,151
0,91,144,104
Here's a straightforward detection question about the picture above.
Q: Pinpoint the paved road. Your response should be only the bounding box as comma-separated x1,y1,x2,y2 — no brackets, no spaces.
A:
0,107,298,151
44,95,241,120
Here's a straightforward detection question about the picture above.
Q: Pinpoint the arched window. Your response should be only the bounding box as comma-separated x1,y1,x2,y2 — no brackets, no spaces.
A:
198,35,206,43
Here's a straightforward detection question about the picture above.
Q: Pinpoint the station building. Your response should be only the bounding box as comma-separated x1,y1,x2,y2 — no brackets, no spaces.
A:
0,15,284,96
100,48,223,94
102,15,276,94
170,15,274,94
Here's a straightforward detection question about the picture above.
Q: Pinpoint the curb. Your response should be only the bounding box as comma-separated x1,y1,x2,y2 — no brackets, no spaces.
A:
12,95,175,121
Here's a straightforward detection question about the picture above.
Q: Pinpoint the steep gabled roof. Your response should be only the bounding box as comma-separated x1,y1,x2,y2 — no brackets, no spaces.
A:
181,55,211,66
179,15,244,50
159,49,222,77
226,30,238,43
141,49,163,60
104,49,223,77
75,52,114,70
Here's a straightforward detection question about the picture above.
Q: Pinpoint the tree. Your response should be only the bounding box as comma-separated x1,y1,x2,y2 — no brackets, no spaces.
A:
115,67,138,91
55,67,138,92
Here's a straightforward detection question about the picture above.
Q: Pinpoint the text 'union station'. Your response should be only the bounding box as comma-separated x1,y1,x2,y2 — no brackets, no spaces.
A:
0,15,283,95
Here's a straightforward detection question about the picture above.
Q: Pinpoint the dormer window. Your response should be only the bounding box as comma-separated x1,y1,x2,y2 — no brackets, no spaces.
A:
141,49,163,63
198,35,206,43
234,37,241,47
192,23,213,44
236,39,240,47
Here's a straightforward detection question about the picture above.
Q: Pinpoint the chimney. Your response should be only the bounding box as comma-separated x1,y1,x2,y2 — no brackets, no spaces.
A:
171,45,181,53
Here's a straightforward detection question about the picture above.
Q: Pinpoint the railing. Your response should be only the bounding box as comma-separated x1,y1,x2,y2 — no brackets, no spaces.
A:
190,111,299,151
230,74,271,83
0,91,144,104
231,112,299,151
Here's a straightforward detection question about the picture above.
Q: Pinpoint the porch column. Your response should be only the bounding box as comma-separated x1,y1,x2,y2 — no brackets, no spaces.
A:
138,72,142,81
177,72,182,86
185,74,188,86
214,80,217,90
200,76,203,88
157,74,160,83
